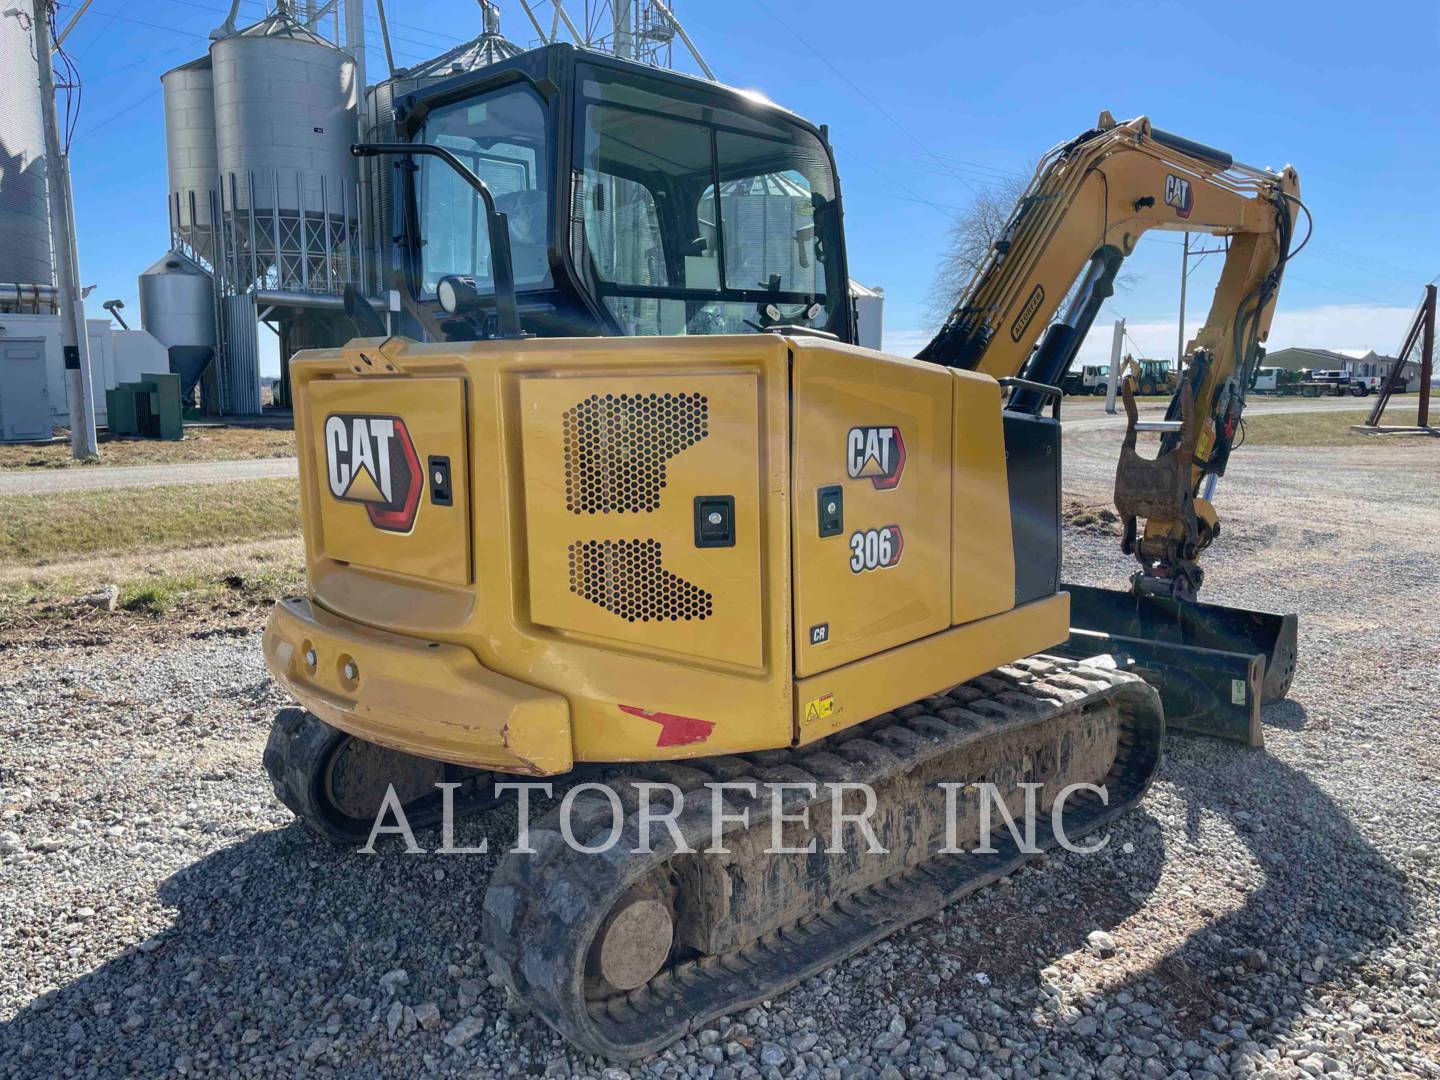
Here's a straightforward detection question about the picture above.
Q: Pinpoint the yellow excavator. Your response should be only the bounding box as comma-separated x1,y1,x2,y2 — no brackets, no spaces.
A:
260,44,1302,1057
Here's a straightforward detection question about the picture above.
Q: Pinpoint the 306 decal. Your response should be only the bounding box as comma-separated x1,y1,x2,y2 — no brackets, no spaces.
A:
849,526,904,573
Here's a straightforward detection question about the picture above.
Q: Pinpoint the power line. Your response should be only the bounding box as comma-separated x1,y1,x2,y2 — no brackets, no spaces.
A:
1282,273,1404,307
899,151,1026,182
832,146,963,221
77,86,161,139
72,0,469,98
904,158,1027,190
1103,303,1150,357
73,8,210,40
99,0,468,62
82,41,192,80
1305,246,1429,288
747,0,982,198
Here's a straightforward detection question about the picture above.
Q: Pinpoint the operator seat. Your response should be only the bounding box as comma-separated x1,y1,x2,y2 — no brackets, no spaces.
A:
494,189,550,285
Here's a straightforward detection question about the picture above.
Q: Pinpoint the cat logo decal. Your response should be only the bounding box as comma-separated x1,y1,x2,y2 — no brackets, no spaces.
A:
846,426,906,490
324,413,422,532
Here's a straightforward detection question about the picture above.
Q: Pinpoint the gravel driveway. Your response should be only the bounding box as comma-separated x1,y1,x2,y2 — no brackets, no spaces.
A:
0,398,1375,496
1058,395,1380,432
1,430,1437,1078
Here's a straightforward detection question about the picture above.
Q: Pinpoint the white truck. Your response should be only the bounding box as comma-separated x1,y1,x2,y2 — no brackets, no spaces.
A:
1251,366,1301,395
1062,364,1110,395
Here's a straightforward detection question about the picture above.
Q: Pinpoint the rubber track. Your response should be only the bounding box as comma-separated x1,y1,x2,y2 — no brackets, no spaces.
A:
264,708,363,844
482,656,1164,1059
263,708,502,845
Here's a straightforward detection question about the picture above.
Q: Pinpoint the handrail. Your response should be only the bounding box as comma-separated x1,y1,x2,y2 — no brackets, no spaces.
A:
351,142,522,339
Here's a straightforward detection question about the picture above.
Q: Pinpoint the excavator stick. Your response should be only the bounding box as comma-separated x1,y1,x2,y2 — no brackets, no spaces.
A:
1059,582,1297,747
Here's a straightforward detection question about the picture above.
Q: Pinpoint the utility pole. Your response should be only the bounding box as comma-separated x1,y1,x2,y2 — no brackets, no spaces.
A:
1105,318,1124,414
1176,231,1188,373
32,0,97,459
1420,283,1435,429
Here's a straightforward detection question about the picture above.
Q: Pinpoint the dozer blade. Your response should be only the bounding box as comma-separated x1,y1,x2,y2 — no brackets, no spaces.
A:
1059,582,1298,747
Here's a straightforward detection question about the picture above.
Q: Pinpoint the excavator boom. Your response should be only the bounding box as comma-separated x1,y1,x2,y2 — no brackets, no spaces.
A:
921,112,1302,743
922,112,1301,600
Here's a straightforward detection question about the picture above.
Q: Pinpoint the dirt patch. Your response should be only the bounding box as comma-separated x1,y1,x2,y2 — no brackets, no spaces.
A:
0,537,303,657
0,425,294,471
1064,500,1121,536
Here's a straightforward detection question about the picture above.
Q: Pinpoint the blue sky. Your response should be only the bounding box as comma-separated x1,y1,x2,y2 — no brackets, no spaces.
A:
60,0,1440,373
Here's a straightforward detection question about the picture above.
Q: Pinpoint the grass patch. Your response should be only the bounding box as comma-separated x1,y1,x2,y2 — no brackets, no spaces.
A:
119,574,213,614
1064,500,1121,536
116,564,305,615
0,478,300,563
0,542,305,628
0,425,295,470
1242,406,1431,447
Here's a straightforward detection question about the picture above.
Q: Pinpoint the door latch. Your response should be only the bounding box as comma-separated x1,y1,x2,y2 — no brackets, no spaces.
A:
694,495,736,548
818,485,843,537
428,456,453,506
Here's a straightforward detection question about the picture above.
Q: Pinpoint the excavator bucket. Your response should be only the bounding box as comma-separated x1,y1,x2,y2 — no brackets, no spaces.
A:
1058,583,1297,747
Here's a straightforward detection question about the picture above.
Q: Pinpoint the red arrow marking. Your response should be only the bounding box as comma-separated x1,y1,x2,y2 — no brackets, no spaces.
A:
619,704,715,748
366,418,423,533
872,427,906,490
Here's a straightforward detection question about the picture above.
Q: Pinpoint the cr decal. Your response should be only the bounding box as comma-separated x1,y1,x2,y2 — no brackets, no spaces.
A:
849,526,904,573
846,426,906,489
1163,174,1193,219
324,413,422,532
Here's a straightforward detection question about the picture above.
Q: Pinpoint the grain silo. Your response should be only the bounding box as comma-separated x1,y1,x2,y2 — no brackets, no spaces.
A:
361,1,522,294
161,56,220,267
210,0,360,294
0,6,54,304
138,252,217,401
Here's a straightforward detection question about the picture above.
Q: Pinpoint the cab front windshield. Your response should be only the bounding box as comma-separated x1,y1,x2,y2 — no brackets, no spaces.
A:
572,65,845,336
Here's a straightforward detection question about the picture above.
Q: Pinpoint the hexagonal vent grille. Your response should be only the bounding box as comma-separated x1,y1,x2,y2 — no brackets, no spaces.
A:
563,392,709,514
568,539,713,623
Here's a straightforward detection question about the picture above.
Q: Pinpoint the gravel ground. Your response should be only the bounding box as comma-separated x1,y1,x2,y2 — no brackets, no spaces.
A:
2,427,1438,1079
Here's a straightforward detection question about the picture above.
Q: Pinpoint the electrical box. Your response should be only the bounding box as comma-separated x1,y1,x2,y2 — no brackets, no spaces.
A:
0,338,51,443
106,373,185,441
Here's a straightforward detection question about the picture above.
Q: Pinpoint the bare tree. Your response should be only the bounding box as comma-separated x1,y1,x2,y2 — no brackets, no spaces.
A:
925,172,1136,334
925,174,1028,329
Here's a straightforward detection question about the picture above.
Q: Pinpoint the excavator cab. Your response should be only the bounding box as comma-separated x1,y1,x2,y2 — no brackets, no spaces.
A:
366,44,854,346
